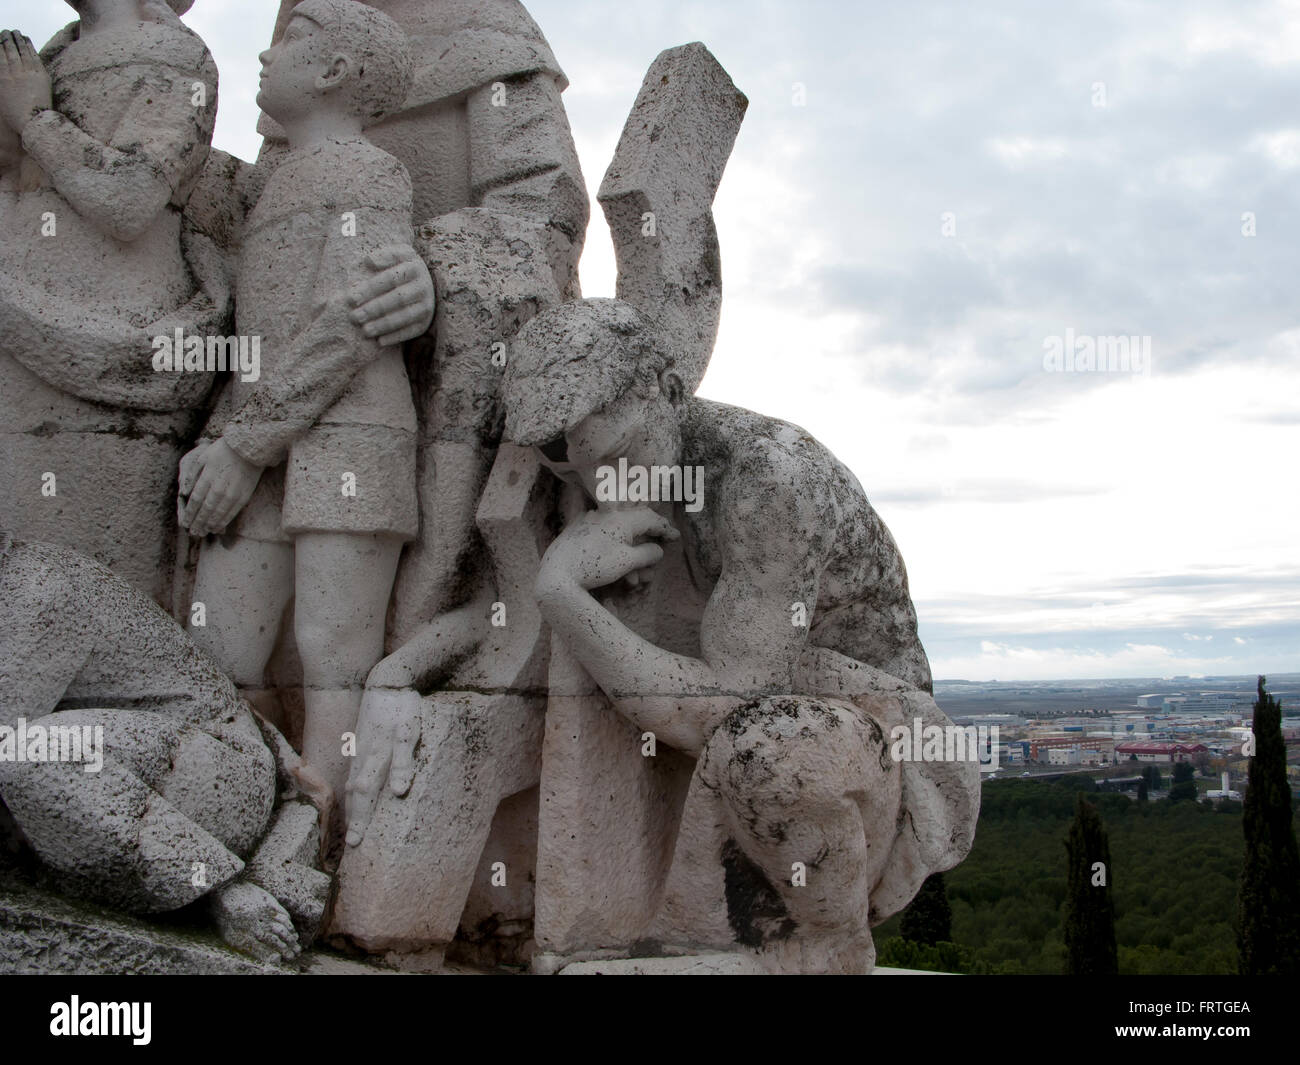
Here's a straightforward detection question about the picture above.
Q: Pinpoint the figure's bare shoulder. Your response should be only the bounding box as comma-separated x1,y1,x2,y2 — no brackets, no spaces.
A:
684,398,848,568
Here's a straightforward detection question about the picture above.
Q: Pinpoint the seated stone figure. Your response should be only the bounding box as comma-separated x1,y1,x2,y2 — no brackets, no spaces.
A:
0,530,330,964
501,298,980,974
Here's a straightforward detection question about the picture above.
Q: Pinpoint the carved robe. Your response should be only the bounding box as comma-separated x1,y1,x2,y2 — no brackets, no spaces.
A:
0,16,228,605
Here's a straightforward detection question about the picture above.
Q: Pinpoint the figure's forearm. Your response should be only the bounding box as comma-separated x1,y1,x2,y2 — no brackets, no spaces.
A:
22,111,174,241
536,577,745,754
221,314,378,468
367,598,486,692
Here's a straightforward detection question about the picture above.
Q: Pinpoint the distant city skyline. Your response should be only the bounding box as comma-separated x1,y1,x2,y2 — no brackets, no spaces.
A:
17,1,1298,681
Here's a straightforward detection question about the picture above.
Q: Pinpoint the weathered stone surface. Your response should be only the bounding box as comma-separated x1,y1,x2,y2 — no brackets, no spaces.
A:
598,42,747,392
504,122,978,968
243,799,332,944
0,7,976,979
0,535,324,963
0,879,285,976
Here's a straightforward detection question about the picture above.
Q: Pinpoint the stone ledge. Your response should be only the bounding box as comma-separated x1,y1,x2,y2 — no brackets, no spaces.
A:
0,881,285,975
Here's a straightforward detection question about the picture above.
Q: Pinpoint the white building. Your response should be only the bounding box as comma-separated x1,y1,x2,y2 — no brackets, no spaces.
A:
1206,772,1242,801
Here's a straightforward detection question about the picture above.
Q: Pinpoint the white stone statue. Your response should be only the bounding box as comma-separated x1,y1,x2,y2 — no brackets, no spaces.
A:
0,6,978,977
505,297,978,974
0,529,331,965
178,0,421,817
0,3,226,605
0,1,435,610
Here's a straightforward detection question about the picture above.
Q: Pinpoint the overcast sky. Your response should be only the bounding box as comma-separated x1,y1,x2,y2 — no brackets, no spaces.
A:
17,0,1298,682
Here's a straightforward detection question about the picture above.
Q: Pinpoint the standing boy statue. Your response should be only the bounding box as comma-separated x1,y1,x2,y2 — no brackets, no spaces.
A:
180,0,420,810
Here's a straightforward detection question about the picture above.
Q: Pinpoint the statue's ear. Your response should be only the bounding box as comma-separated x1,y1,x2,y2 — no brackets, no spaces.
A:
317,54,351,92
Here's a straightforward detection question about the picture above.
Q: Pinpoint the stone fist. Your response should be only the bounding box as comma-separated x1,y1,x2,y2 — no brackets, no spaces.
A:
537,506,680,594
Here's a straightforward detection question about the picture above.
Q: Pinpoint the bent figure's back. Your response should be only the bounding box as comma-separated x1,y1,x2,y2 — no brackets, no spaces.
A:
680,398,932,692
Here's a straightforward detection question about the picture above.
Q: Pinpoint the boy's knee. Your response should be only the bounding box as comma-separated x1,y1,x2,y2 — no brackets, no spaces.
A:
294,614,370,684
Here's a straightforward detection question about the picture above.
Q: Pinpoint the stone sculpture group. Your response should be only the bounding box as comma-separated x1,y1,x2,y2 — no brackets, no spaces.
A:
0,0,978,975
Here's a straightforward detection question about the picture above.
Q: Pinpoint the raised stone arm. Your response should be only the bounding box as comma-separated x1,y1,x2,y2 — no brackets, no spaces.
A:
2,26,216,242
0,32,52,139
341,597,490,847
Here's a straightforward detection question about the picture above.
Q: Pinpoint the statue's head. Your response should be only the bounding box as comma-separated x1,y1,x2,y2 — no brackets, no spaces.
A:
257,0,411,129
65,1,194,19
504,298,684,494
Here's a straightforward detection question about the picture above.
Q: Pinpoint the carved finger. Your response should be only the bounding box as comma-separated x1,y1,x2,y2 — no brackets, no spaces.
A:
627,542,665,570
351,281,410,322
344,754,388,846
389,713,418,797
365,245,410,271
1,33,21,69
178,453,202,497
347,261,417,312
346,269,400,310
619,508,681,542
361,304,428,345
191,485,230,536
205,497,239,536
18,34,40,68
377,312,434,347
181,470,215,530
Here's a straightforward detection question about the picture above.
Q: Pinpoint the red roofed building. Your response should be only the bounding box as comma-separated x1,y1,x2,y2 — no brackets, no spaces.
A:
1114,741,1209,764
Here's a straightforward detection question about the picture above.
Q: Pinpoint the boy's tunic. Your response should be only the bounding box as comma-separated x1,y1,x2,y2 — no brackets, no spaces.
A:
206,139,419,542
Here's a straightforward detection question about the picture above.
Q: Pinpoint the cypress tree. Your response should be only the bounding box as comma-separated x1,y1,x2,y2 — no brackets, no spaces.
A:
1237,676,1300,974
1063,795,1118,975
1137,778,1148,802
901,871,952,946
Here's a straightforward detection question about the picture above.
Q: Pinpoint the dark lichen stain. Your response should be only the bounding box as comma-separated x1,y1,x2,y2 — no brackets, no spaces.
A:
721,838,795,948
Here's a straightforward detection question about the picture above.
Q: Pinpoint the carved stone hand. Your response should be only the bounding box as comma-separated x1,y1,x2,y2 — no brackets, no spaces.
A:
347,245,436,347
0,32,51,135
537,506,680,594
343,684,422,847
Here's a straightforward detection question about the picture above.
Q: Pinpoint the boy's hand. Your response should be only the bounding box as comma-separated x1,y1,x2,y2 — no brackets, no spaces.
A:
176,441,209,526
180,439,263,537
344,684,422,847
0,32,51,134
347,245,435,346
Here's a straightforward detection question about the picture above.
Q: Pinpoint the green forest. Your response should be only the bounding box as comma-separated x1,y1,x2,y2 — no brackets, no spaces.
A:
873,776,1300,974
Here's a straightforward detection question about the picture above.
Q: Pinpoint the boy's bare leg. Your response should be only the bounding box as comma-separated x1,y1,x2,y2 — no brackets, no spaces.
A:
189,535,294,731
293,532,404,808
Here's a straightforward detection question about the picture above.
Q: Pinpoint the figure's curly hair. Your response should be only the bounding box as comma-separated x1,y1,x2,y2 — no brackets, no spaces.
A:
502,298,678,447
